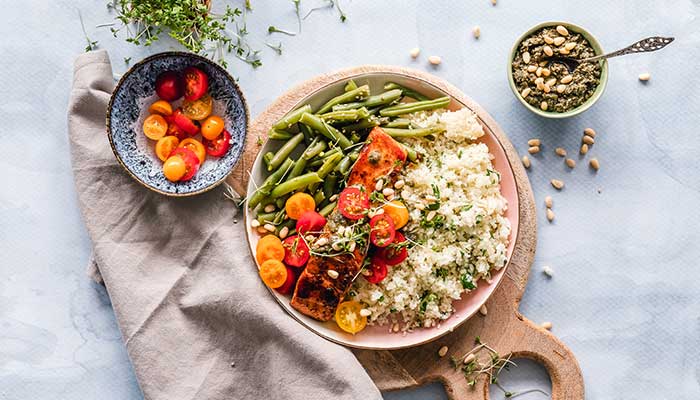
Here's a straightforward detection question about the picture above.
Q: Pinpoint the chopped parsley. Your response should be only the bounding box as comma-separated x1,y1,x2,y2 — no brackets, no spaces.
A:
460,273,476,290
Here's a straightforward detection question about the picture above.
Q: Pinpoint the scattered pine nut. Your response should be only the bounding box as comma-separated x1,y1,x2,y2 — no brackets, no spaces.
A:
251,219,261,228
360,308,372,317
544,35,554,45
638,72,651,81
543,45,554,57
464,353,476,364
428,55,442,65
394,180,405,189
553,36,566,46
527,138,541,147
257,226,268,235
582,135,595,145
264,204,276,213
263,223,276,232
409,47,421,59
327,269,339,279
528,146,540,154
279,226,290,239
522,52,531,63
382,187,395,197
556,25,569,36
546,209,555,222
541,321,553,330
540,101,548,111
556,84,567,94
589,158,600,171
426,210,437,221
522,155,531,169
521,87,532,98
375,179,384,191
545,78,557,87
536,67,543,77
543,84,551,93
583,128,597,137
438,345,449,357
565,158,576,168
551,179,564,190
542,68,551,77
527,65,538,73
542,265,554,277
560,75,573,84
559,48,570,55
479,304,488,316
393,323,400,333
555,147,567,157
564,42,577,51
580,143,589,155
544,196,553,208
472,26,481,39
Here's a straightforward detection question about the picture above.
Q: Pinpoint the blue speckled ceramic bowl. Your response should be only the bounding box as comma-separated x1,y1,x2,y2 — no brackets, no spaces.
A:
107,52,248,196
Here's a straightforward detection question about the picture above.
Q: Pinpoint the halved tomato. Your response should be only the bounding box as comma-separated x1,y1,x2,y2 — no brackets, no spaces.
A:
182,94,212,121
183,66,208,101
203,129,231,157
259,259,287,289
369,214,395,247
172,108,200,136
155,136,179,162
275,266,298,295
282,235,310,267
143,114,168,140
376,231,408,266
162,155,187,182
296,211,326,235
169,147,200,181
165,115,188,141
179,138,206,164
338,186,370,220
335,300,367,334
200,115,225,140
365,256,388,284
256,235,285,265
155,70,183,101
148,100,173,116
382,200,410,229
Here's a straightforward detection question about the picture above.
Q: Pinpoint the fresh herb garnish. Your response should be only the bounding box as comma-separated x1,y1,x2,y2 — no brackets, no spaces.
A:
460,273,476,290
435,268,449,278
79,11,98,52
419,292,437,313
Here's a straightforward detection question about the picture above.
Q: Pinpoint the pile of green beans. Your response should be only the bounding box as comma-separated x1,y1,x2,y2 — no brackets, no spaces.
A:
248,79,450,237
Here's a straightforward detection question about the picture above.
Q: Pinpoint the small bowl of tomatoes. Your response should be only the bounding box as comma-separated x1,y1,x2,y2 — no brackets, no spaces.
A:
107,51,248,196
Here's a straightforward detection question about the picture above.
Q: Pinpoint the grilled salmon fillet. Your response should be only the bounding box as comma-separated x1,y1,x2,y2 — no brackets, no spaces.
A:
290,127,407,321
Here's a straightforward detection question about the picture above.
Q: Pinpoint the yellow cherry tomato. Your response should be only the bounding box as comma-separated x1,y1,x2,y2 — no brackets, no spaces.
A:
259,259,287,289
181,94,213,121
155,136,179,162
179,138,206,164
163,155,186,181
148,100,173,116
335,301,367,334
256,235,285,265
200,115,225,140
143,114,168,140
285,192,316,220
382,200,410,229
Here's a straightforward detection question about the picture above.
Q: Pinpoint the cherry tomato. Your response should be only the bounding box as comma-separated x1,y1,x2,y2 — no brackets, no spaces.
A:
142,114,168,140
178,138,206,164
376,231,408,266
285,192,316,220
182,94,212,121
155,70,183,101
155,136,179,162
275,266,298,295
296,211,327,235
203,129,232,157
256,235,285,265
172,108,200,136
183,66,208,101
165,115,188,141
200,115,225,140
382,200,410,229
338,186,370,220
365,256,388,284
259,259,287,289
169,147,200,181
369,214,396,247
162,155,187,182
335,301,367,334
148,100,173,116
282,235,310,267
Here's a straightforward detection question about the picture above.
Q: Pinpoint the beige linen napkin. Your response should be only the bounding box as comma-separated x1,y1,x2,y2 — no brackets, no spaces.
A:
68,50,382,400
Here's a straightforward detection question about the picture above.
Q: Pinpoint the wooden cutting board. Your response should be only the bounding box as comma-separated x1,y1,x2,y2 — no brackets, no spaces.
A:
228,65,584,400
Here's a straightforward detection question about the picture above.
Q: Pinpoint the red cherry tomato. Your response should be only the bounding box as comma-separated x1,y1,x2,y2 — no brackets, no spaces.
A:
337,186,370,220
203,129,232,157
155,71,183,101
376,231,408,266
183,66,209,101
296,211,326,235
365,256,388,284
165,115,188,141
275,266,298,295
172,108,200,136
282,235,310,267
169,147,200,181
369,214,396,247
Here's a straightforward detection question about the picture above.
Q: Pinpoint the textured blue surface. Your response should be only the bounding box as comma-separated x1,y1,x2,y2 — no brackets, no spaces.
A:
1,1,699,399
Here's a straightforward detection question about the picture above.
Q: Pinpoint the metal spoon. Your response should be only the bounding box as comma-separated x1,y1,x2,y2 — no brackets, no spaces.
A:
547,36,674,73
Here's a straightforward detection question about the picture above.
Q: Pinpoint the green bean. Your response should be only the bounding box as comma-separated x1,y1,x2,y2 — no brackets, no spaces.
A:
269,173,322,198
349,132,361,143
349,150,360,161
382,125,446,138
323,172,339,199
383,82,429,101
379,97,451,117
333,89,403,111
402,144,418,161
319,201,337,217
317,85,370,114
383,118,411,128
288,156,307,179
335,155,353,175
302,137,327,160
263,152,274,167
268,129,294,140
248,158,294,208
344,79,358,92
256,211,276,224
268,132,304,171
299,123,315,145
273,104,312,130
319,107,370,122
309,152,343,192
313,189,325,205
366,106,382,116
299,112,352,149
276,219,296,235
273,209,286,224
275,195,288,209
341,117,380,133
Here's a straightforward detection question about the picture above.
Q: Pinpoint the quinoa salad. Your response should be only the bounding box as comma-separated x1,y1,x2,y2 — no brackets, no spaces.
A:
349,108,511,331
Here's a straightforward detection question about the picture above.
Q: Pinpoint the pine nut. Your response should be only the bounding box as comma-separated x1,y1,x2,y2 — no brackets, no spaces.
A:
491,0,497,5
582,135,595,145
544,36,554,45
546,78,557,87
279,226,289,239
522,155,531,169
523,52,531,63
393,323,400,332
394,180,405,189
479,304,488,316
542,68,551,77
550,179,564,190
639,72,651,81
539,61,548,67
590,158,600,171
257,227,268,234
534,77,544,85
560,75,573,84
264,204,276,213
555,147,566,157
565,158,576,168
556,25,569,36
542,265,554,277
527,65,537,73
375,179,384,191
528,146,540,154
556,84,566,93
472,26,481,39
543,45,553,57
409,47,420,59
565,42,577,51
464,353,476,364
536,67,543,77
315,237,328,247
415,203,425,211
546,208,555,222
541,321,553,330
329,194,338,202
426,210,437,221
537,82,545,91
543,84,551,93
553,36,566,46
438,345,449,357
540,102,548,111
528,139,541,147
327,269,339,279
559,48,570,55
521,87,532,98
382,187,395,197
348,241,356,252
263,223,276,232
428,55,442,65
251,219,261,228
360,308,372,317
544,196,553,208
583,128,597,137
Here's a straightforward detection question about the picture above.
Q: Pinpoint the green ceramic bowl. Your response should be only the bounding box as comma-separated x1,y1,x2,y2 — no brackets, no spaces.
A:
508,21,608,119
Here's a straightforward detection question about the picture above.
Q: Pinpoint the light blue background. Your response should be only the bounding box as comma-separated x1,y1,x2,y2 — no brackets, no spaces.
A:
1,1,699,399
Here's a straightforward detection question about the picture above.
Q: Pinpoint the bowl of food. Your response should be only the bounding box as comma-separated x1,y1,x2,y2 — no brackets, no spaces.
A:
107,52,248,196
245,71,519,349
508,21,608,118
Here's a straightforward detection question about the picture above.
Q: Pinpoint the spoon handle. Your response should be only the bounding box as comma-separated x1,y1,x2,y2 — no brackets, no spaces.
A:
584,36,675,62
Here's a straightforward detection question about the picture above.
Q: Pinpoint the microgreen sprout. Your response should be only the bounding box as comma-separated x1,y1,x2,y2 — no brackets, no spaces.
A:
79,11,99,52
265,41,283,55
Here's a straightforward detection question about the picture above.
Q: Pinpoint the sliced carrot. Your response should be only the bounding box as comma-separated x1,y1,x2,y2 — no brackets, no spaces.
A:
285,192,316,220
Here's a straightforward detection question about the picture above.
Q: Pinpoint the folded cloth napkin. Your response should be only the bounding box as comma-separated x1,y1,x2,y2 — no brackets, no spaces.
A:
68,50,382,400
